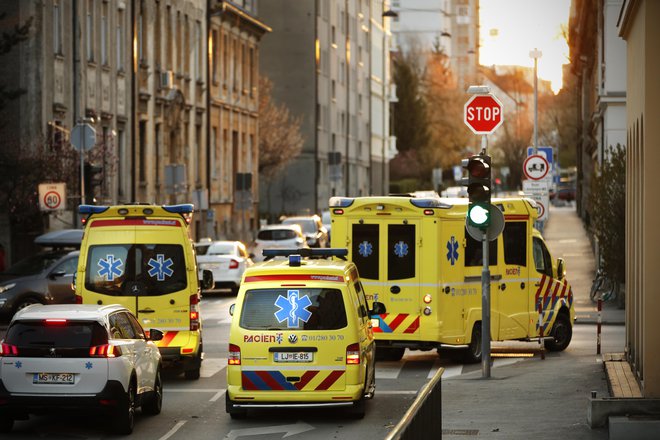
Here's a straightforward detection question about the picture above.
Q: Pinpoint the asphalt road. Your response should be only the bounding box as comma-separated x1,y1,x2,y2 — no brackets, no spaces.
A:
0,293,624,439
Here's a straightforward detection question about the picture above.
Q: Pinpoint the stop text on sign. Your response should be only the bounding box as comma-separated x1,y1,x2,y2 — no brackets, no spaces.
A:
464,94,504,135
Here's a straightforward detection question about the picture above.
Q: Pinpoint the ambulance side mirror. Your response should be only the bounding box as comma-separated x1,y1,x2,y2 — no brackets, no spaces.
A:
556,258,566,281
370,301,386,316
200,269,214,290
229,303,235,316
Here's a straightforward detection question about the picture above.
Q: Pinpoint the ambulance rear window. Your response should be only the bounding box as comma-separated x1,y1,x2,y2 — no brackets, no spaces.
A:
240,288,347,331
84,244,187,296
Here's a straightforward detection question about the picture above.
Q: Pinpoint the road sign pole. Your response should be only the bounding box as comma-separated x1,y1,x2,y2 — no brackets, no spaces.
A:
481,133,491,379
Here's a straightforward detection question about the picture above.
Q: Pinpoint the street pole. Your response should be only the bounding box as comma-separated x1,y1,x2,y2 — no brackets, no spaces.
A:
80,121,86,207
480,134,491,379
529,48,542,155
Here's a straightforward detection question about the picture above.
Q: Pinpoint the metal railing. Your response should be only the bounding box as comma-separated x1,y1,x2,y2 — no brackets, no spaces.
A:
385,367,444,440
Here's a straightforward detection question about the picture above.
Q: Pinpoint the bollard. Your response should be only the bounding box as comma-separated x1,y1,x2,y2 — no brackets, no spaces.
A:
596,297,602,355
538,299,545,360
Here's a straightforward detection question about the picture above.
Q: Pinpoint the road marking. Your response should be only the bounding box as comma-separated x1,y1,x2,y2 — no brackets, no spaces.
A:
377,390,418,395
158,421,186,440
559,239,577,243
375,361,404,379
164,388,226,402
224,421,314,440
201,357,227,377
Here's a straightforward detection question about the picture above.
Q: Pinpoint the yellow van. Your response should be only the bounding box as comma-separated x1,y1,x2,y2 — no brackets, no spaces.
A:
330,195,574,362
75,204,204,379
225,248,385,419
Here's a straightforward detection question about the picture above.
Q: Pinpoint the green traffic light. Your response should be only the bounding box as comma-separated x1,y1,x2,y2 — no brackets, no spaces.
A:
468,204,490,228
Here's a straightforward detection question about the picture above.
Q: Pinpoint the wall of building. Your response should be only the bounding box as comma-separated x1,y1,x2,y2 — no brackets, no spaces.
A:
619,0,660,398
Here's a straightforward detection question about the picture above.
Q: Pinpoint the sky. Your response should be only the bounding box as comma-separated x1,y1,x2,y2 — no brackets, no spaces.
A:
479,0,571,93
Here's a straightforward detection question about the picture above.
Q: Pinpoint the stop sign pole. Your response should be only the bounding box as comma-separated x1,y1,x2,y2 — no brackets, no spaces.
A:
464,86,504,379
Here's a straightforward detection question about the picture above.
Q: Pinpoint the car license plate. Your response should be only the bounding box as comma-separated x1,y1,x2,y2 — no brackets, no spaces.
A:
33,372,74,384
274,352,313,363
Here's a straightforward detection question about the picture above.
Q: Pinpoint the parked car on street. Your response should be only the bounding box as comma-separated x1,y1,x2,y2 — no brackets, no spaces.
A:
195,240,253,294
250,224,308,262
0,229,83,321
280,215,329,248
0,304,164,434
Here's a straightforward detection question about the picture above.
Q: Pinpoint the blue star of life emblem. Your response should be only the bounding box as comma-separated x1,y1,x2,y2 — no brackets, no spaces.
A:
446,236,459,265
85,361,93,370
274,290,313,328
98,255,124,281
15,361,22,369
148,254,174,281
394,241,409,258
358,240,373,258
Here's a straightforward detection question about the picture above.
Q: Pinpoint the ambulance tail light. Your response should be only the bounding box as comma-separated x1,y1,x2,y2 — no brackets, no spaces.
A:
346,343,360,365
229,259,239,270
190,294,200,331
75,294,83,304
228,344,241,365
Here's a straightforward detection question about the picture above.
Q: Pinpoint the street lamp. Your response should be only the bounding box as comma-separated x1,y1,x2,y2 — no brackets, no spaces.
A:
529,48,542,154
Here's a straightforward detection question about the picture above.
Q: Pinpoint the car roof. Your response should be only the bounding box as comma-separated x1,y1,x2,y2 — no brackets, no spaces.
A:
282,215,319,222
258,224,302,231
34,229,84,249
11,304,126,322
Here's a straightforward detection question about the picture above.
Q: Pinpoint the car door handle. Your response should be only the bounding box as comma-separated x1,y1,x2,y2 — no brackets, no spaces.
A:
138,309,155,313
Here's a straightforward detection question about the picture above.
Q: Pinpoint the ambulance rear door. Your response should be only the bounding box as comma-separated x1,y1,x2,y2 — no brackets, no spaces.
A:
351,220,421,338
498,219,531,340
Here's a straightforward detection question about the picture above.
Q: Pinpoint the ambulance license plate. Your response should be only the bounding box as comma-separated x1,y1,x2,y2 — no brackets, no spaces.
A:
274,352,313,363
33,372,74,384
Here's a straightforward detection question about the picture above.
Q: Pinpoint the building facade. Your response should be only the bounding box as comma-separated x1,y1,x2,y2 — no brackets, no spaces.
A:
257,0,393,217
618,0,660,398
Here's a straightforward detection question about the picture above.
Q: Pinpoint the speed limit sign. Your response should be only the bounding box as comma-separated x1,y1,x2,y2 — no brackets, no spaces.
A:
39,183,66,211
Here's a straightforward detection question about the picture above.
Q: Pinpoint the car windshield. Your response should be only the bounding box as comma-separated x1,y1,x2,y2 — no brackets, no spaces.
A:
207,243,235,255
257,229,298,241
2,252,67,277
283,219,316,234
240,288,347,330
84,244,187,296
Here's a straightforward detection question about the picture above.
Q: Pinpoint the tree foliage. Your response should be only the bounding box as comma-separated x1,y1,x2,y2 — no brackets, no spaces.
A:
258,75,304,182
590,145,626,287
538,73,578,168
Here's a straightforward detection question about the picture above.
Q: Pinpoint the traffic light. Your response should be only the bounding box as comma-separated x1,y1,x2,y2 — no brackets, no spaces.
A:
461,154,492,230
84,162,103,204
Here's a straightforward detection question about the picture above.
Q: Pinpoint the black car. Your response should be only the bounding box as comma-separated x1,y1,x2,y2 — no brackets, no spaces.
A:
0,249,79,321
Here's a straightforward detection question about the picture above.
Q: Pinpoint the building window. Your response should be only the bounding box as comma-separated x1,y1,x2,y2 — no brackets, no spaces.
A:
211,30,218,83
117,129,125,199
101,1,108,65
116,9,124,70
223,34,229,85
53,1,62,55
249,47,255,96
196,20,203,81
139,121,146,182
86,0,95,62
138,2,145,64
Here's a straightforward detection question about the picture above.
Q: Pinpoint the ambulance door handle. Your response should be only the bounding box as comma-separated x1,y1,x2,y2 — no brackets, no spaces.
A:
138,309,155,314
390,285,401,294
521,282,526,289
499,283,506,291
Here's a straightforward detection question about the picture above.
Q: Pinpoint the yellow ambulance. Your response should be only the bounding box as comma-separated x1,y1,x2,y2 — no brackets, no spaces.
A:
329,195,574,362
225,248,385,419
75,204,204,379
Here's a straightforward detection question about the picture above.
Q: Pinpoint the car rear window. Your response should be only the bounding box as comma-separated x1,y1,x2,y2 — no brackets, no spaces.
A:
240,288,347,331
85,244,187,296
257,229,298,241
282,219,316,234
5,320,108,357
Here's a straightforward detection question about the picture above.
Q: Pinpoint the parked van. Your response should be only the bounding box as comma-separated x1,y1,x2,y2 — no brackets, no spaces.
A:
226,248,385,419
329,195,574,362
75,204,204,379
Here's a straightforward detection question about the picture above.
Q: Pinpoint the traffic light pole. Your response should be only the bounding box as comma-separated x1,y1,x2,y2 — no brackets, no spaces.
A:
480,134,491,379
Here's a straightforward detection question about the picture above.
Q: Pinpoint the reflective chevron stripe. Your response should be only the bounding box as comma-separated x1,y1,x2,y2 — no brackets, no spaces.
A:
372,314,420,334
241,369,345,391
534,275,573,332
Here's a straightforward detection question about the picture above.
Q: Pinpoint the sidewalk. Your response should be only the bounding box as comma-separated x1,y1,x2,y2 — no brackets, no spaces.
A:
441,204,624,439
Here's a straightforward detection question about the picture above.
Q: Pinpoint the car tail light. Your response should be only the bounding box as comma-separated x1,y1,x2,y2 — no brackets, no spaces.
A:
89,344,121,357
229,259,239,269
0,343,18,357
44,319,67,326
228,344,241,365
346,343,360,365
190,294,200,331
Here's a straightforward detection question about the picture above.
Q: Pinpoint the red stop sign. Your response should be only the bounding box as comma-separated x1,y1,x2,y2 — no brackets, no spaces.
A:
464,94,504,134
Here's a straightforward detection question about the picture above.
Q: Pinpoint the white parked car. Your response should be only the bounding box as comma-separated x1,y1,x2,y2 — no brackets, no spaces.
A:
0,304,164,434
250,224,308,262
195,240,253,294
281,215,329,248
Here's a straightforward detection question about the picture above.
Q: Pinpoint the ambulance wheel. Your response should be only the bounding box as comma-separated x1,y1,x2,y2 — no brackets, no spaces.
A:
184,367,200,380
349,398,366,419
226,394,247,419
545,313,572,352
463,322,482,364
375,347,405,362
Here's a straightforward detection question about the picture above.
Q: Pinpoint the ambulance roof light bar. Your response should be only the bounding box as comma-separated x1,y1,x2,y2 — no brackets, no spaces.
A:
328,197,354,208
262,248,349,261
409,198,453,209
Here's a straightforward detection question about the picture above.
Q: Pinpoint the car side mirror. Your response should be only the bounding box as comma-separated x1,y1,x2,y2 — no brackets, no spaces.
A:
49,270,67,279
556,258,566,281
229,303,235,316
370,301,386,316
249,253,255,259
200,269,214,290
148,328,164,341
